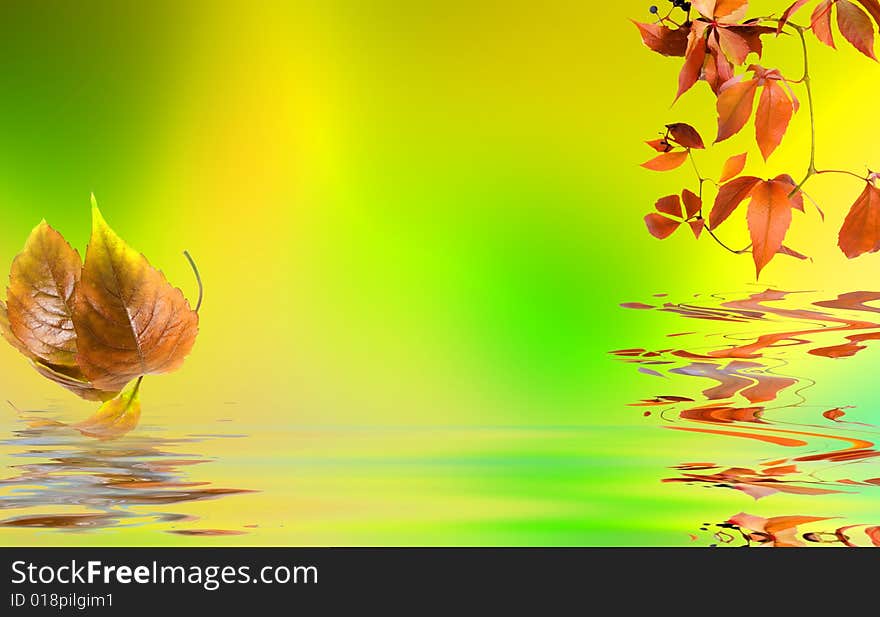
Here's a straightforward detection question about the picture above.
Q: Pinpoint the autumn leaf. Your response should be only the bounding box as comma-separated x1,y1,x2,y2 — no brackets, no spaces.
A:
778,245,810,260
667,123,705,149
719,152,748,182
641,150,689,171
837,0,877,59
755,80,794,159
6,222,81,368
812,0,837,47
678,30,709,99
632,21,690,56
645,138,673,152
778,0,813,33
716,77,759,142
710,175,761,228
689,219,706,238
73,197,199,392
747,179,794,278
645,213,681,239
655,194,683,217
856,0,880,27
838,182,880,257
773,173,804,211
682,189,702,218
74,378,143,440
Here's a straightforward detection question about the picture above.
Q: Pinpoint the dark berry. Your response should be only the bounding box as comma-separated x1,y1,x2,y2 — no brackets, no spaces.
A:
682,1,691,10
649,5,658,13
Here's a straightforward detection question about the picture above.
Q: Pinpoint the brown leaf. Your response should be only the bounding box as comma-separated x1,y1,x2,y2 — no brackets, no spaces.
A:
747,180,794,278
667,123,705,149
682,189,702,218
710,175,762,229
778,0,813,33
73,198,199,392
644,213,680,239
855,0,880,27
632,21,690,57
812,0,837,48
655,194,683,217
641,151,689,171
755,80,793,160
838,182,880,258
6,222,81,368
30,359,118,402
719,152,748,183
837,0,877,59
716,78,759,142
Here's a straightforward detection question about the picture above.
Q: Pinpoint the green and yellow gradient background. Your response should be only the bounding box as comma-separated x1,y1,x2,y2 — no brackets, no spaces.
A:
0,1,879,546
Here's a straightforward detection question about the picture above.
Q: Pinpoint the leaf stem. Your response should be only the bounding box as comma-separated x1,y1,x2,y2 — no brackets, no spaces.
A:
687,149,750,255
183,250,204,313
131,375,144,399
815,169,869,182
790,24,818,197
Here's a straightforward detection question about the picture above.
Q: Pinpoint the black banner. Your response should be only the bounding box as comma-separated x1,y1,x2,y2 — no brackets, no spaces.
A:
0,547,872,612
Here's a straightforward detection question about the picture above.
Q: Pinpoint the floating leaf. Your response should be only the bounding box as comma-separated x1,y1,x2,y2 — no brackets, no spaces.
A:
73,197,199,392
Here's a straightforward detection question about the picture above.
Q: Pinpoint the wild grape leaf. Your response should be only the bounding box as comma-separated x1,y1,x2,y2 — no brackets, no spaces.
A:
719,152,748,183
6,222,80,368
646,138,672,152
682,189,702,218
778,0,813,33
710,175,761,229
655,194,683,217
747,179,794,278
755,80,794,160
641,151,689,171
855,0,880,27
632,21,690,57
716,77,759,142
689,219,706,238
838,182,880,258
667,123,705,149
678,29,708,100
30,359,118,402
837,0,877,59
644,213,681,239
73,197,199,392
692,0,749,24
812,0,837,47
773,173,804,211
716,28,751,65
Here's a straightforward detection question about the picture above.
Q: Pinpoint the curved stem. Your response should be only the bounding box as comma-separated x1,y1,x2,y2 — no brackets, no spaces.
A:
183,251,204,313
815,168,869,182
688,149,751,255
791,25,818,197
131,375,144,398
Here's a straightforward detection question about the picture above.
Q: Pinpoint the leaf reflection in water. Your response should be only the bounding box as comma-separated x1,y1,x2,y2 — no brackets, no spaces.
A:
614,289,880,547
0,419,252,533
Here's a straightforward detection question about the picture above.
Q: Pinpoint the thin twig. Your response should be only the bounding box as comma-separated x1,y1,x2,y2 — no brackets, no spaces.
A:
183,251,204,313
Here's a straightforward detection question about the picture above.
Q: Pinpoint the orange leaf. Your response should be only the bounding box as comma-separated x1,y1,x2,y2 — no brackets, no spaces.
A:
778,245,810,260
811,0,837,48
73,198,200,392
866,526,880,546
747,180,794,278
667,123,705,149
689,219,706,239
655,194,683,217
632,21,690,57
719,152,747,182
717,28,751,65
644,213,681,239
716,78,759,142
773,173,804,211
755,80,793,160
764,515,830,534
838,182,880,258
682,189,702,218
778,0,813,33
837,0,877,59
710,175,761,229
645,138,672,152
677,31,707,100
641,151,688,171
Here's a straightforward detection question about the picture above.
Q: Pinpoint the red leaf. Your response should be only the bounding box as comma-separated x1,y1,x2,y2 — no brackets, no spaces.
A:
747,180,794,278
644,213,681,239
778,245,810,260
837,0,877,59
641,151,689,171
838,182,880,257
689,219,706,239
778,0,813,33
823,407,846,420
812,0,837,48
646,138,672,152
716,78,759,142
773,173,804,211
632,21,690,57
710,176,761,229
719,152,748,182
730,25,776,56
866,526,880,546
667,123,705,149
677,30,708,100
655,194,683,217
681,189,702,218
855,0,880,27
755,80,793,160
